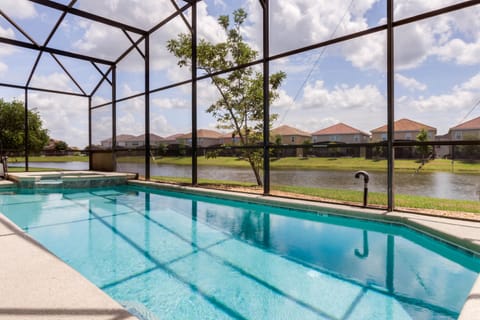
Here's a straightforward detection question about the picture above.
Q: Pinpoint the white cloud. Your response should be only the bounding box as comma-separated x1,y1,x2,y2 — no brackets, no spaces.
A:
301,80,385,111
271,89,295,110
396,72,480,133
150,114,176,136
275,80,386,133
152,97,189,109
30,73,76,92
433,38,480,65
26,92,89,148
1,0,37,19
395,73,427,91
0,62,8,76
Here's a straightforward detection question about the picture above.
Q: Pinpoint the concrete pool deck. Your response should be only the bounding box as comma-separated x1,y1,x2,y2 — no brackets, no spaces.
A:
1,177,479,319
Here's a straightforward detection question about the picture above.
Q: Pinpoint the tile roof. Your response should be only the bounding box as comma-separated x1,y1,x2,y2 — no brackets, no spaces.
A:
136,133,165,141
450,116,480,130
370,118,436,133
312,123,369,136
178,129,223,139
271,125,311,137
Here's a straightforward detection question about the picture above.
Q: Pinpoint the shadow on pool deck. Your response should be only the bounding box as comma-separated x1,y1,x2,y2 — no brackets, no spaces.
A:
0,215,137,320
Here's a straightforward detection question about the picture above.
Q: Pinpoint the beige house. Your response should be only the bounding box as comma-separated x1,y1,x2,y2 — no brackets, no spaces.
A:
101,134,165,148
312,123,370,143
271,125,311,145
163,133,185,145
449,116,480,140
100,134,136,148
371,118,437,142
176,129,223,147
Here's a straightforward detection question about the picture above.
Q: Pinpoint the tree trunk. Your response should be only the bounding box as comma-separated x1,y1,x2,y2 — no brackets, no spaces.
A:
246,152,263,186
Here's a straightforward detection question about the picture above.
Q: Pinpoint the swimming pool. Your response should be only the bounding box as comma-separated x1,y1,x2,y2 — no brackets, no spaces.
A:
1,185,479,319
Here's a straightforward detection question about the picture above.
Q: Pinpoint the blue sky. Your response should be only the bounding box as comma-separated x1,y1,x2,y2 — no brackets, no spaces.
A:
0,0,479,147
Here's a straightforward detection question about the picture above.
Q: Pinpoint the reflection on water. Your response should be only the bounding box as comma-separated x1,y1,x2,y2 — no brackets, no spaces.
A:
9,161,480,201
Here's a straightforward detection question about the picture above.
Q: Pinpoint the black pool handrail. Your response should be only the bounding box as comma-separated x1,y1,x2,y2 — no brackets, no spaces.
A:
354,170,369,207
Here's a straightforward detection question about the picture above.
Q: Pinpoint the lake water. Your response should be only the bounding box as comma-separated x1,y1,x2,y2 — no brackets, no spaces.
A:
9,161,480,201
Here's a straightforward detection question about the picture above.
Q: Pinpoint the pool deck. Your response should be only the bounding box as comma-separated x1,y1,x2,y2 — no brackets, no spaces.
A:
1,177,479,319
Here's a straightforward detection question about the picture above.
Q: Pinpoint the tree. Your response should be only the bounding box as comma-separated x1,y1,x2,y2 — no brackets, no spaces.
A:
167,8,286,186
415,129,432,162
0,99,49,154
54,140,68,151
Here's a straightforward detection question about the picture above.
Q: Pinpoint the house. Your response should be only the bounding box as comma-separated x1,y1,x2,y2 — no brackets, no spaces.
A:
270,125,311,145
100,133,165,148
100,134,136,148
176,129,223,147
370,118,437,142
136,133,165,147
163,133,185,145
311,123,370,143
446,116,480,159
448,116,480,141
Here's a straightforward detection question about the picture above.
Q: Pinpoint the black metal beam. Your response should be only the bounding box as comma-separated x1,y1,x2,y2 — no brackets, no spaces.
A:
169,0,192,33
91,62,113,85
145,35,151,180
122,29,145,58
262,0,270,195
387,0,395,211
191,1,198,186
112,65,117,171
28,0,147,35
24,89,29,171
0,82,87,97
0,37,114,65
88,96,92,170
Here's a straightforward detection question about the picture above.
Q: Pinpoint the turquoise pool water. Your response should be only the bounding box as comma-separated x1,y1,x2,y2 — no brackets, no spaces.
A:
1,185,479,319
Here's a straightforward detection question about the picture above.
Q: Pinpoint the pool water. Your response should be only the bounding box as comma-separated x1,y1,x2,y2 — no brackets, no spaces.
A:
1,185,479,319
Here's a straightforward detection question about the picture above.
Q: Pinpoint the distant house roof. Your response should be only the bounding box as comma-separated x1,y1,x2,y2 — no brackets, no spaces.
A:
312,123,369,136
136,133,164,142
371,118,436,133
178,129,223,139
271,125,311,137
450,116,480,130
101,134,136,143
164,133,184,140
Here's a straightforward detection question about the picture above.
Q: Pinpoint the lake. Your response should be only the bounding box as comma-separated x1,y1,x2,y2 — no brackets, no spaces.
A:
8,161,480,201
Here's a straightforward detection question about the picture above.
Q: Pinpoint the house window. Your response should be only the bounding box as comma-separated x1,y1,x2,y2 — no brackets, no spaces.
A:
455,132,462,140
354,135,359,142
381,134,387,141
330,135,337,141
405,133,412,140
291,136,295,143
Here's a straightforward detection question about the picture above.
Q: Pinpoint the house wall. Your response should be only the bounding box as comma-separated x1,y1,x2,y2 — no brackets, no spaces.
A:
371,130,436,142
276,135,311,145
450,129,480,140
312,134,369,143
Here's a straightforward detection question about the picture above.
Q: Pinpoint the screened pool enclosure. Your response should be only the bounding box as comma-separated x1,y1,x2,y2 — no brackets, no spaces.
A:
1,0,479,212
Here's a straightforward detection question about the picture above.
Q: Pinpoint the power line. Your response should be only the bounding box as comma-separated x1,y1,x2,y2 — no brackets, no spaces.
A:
456,97,480,126
279,0,356,124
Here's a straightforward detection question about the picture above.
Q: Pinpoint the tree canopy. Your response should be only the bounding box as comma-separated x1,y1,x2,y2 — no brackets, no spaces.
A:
0,99,49,154
167,8,286,185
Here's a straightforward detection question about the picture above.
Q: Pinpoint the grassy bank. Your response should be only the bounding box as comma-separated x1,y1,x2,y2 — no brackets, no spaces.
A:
151,176,480,214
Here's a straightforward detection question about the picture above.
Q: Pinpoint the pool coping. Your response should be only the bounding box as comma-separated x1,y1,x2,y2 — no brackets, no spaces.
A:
128,180,480,320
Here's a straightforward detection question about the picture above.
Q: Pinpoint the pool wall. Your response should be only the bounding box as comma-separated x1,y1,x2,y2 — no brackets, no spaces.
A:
7,171,137,189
